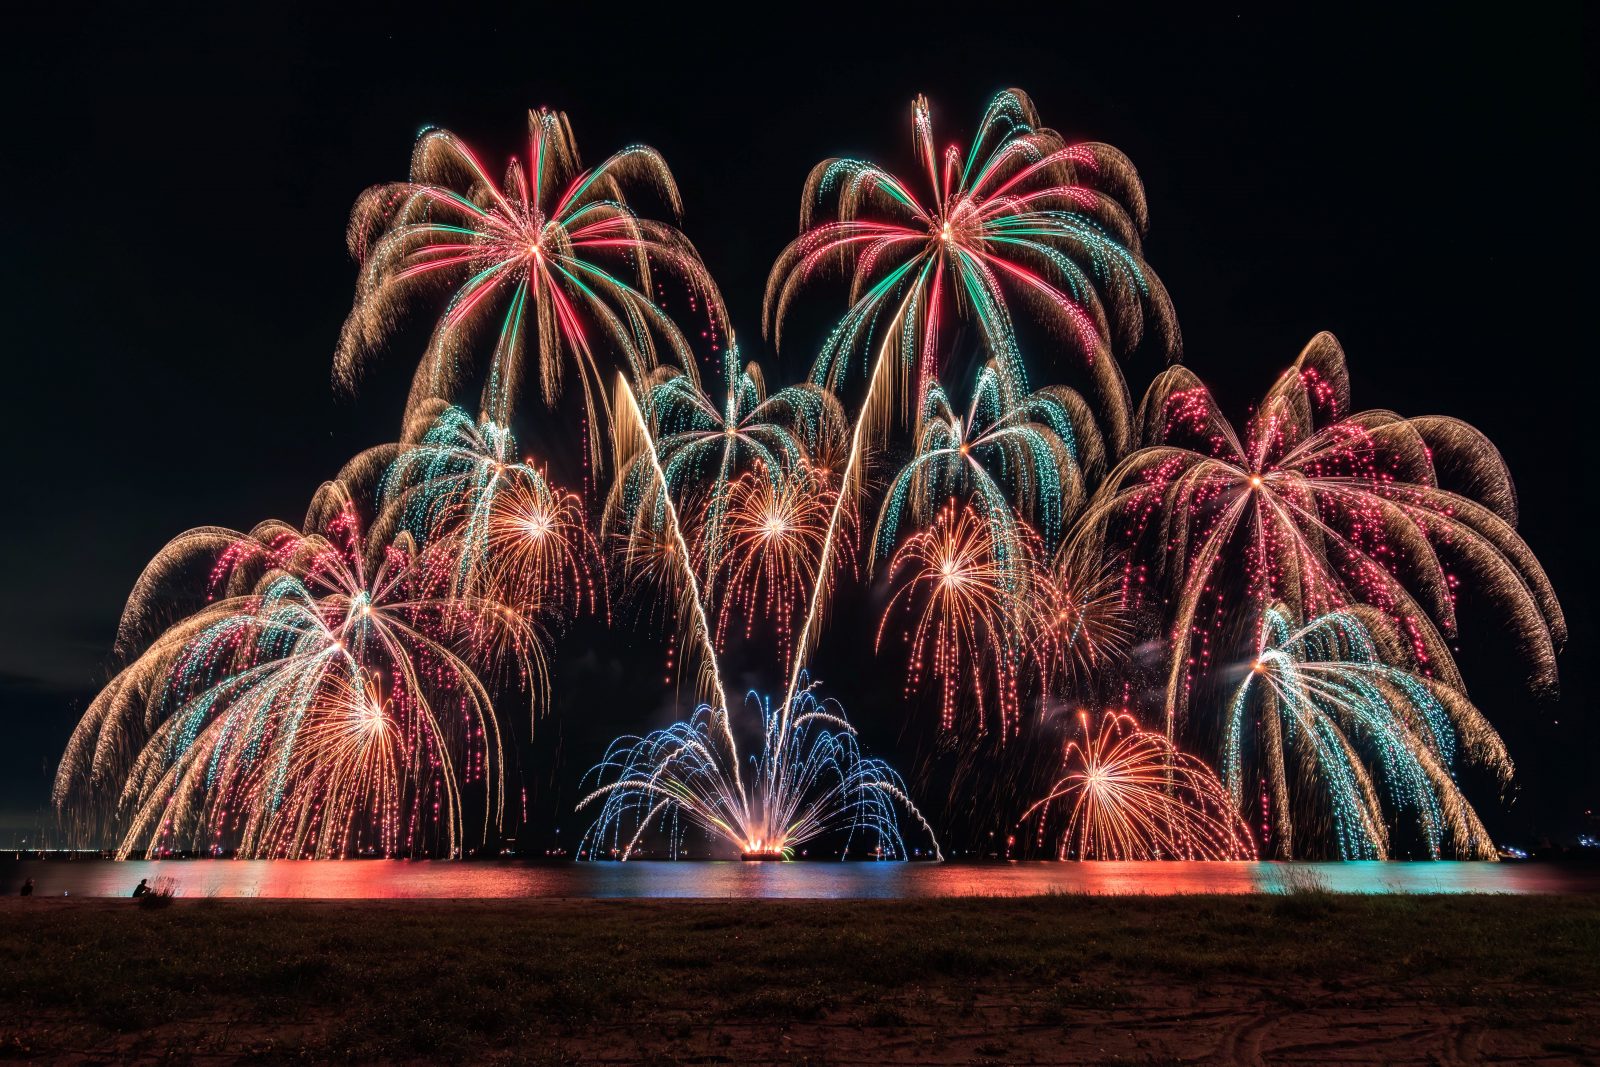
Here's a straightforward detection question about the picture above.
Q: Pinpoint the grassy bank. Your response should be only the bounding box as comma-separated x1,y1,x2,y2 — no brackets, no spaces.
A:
2,893,1595,1064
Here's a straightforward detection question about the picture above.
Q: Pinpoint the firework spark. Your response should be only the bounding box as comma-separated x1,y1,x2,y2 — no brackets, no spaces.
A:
606,375,732,718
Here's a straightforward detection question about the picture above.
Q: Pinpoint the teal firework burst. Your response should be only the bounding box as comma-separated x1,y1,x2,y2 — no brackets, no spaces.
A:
1228,604,1511,860
766,88,1177,452
873,361,1105,568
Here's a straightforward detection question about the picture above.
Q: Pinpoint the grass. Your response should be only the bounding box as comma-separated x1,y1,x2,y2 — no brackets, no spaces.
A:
0,893,1595,1063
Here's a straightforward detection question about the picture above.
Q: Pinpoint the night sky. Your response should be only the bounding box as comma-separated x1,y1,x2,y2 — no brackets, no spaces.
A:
2,8,1591,849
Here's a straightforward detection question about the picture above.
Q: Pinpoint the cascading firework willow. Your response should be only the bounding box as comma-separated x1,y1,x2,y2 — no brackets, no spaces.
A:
1074,332,1564,738
57,89,1563,861
56,483,539,858
335,107,727,467
1229,606,1510,860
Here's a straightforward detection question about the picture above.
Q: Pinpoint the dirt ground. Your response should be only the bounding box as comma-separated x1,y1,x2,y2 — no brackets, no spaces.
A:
2,894,1595,1064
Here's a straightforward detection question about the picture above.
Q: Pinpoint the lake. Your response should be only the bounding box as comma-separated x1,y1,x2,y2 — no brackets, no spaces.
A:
3,858,1597,899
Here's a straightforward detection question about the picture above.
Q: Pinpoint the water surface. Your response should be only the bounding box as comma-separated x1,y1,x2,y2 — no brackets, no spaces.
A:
3,858,1595,899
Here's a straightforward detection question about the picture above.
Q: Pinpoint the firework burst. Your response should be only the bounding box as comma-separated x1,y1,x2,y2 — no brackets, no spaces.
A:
711,465,856,676
1040,540,1135,697
879,499,1049,736
615,347,847,577
874,364,1104,567
1077,332,1565,735
55,483,539,859
1021,710,1255,861
361,400,602,626
336,108,725,465
1229,605,1509,859
766,87,1177,451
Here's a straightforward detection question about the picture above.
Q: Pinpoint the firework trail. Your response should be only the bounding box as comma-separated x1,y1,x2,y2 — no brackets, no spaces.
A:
336,108,726,467
1229,604,1509,859
1075,332,1565,736
607,374,732,724
1021,709,1255,860
55,482,537,858
578,677,940,861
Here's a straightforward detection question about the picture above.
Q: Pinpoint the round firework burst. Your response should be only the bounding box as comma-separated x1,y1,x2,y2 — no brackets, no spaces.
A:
1021,710,1255,861
879,498,1050,737
1041,539,1135,697
712,465,856,676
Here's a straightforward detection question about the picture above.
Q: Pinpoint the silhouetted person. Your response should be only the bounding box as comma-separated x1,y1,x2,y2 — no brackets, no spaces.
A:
131,878,150,898
19,878,33,897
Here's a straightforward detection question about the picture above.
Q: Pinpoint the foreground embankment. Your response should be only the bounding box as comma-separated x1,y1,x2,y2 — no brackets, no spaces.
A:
2,894,1595,1063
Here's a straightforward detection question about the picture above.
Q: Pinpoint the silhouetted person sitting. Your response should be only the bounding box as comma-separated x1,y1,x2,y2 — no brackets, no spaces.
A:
131,878,150,898
19,878,33,897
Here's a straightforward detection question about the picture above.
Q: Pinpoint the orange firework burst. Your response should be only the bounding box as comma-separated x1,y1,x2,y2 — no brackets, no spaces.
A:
1021,710,1255,861
712,465,856,674
1041,541,1134,696
54,483,540,859
878,499,1046,736
476,474,601,622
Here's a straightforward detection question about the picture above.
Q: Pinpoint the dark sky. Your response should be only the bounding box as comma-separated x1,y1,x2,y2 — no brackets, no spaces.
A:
2,7,1592,848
